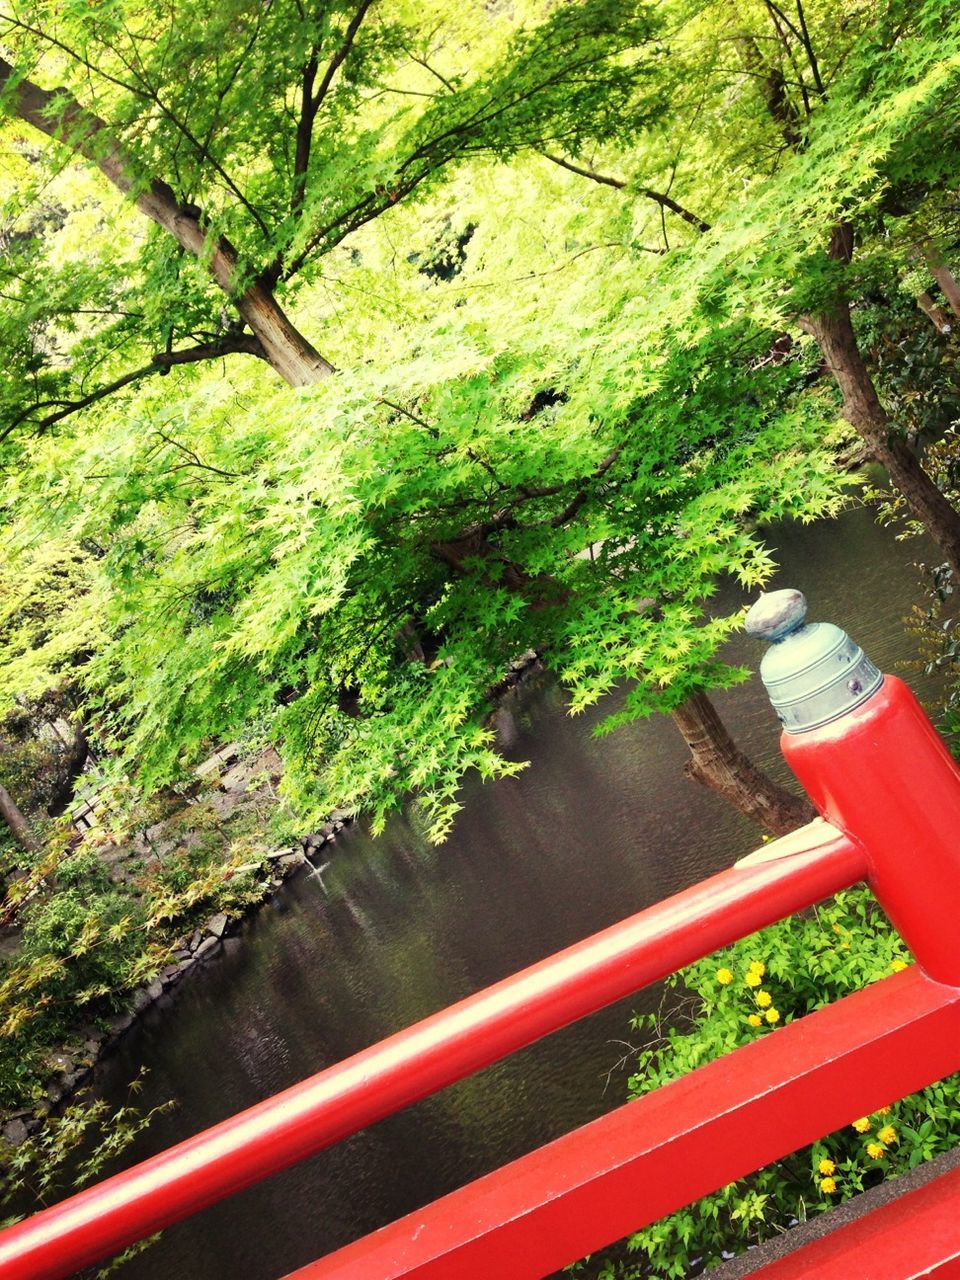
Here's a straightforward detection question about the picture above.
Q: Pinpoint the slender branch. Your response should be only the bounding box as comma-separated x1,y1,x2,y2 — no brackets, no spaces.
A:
540,153,712,233
195,6,269,188
379,397,440,439
148,427,250,478
761,0,805,49
401,47,457,93
312,0,376,110
793,0,826,96
763,3,812,117
282,42,639,278
551,445,623,527
2,334,264,439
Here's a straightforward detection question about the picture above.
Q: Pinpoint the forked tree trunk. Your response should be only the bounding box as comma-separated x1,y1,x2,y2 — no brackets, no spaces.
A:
671,691,815,836
807,299,960,581
0,782,39,854
0,58,334,389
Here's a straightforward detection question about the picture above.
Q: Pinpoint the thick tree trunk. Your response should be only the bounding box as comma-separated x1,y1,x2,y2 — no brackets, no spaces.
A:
0,59,333,388
0,782,39,854
924,247,960,319
671,691,815,836
807,299,960,580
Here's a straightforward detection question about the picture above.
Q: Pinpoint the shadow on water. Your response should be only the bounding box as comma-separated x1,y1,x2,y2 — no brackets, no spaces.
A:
80,506,941,1279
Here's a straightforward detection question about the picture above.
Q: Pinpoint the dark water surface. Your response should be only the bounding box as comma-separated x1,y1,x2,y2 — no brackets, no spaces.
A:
87,507,941,1279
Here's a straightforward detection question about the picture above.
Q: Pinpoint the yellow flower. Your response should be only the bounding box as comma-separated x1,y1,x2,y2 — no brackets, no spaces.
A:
877,1106,891,1117
765,1008,780,1024
852,1117,871,1133
820,1176,837,1194
890,959,908,973
717,968,734,985
747,1014,762,1027
866,1142,886,1159
745,971,762,988
756,990,772,1008
818,1159,835,1175
748,961,766,977
878,1125,897,1146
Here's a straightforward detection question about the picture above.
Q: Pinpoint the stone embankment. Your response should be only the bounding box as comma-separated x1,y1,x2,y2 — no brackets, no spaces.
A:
2,810,355,1146
3,650,542,1144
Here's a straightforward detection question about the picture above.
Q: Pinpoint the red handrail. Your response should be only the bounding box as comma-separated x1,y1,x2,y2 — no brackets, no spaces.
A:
0,826,863,1280
287,965,960,1280
4,670,960,1280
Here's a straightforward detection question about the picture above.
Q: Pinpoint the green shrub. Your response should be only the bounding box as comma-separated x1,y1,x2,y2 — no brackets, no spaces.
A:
584,890,960,1279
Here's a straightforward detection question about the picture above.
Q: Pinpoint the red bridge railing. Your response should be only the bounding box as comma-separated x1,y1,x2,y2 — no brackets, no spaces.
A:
2,593,960,1279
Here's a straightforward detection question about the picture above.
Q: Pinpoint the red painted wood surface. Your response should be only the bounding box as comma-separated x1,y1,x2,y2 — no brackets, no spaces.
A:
286,967,960,1280
749,1162,960,1279
0,830,863,1280
784,676,960,985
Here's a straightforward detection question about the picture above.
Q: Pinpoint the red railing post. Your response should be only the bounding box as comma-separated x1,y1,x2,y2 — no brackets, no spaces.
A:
746,589,960,985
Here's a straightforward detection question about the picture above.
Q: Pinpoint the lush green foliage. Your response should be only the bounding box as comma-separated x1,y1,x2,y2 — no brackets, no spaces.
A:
2,0,959,844
580,892,960,1277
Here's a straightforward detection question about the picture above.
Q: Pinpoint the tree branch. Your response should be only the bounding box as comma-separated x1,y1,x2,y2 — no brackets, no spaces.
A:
540,152,712,233
3,334,265,439
291,51,320,223
0,58,333,385
312,0,376,110
551,445,623,526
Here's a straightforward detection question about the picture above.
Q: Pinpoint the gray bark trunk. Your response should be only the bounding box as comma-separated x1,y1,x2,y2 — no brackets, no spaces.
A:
806,299,960,581
917,290,953,335
924,247,960,320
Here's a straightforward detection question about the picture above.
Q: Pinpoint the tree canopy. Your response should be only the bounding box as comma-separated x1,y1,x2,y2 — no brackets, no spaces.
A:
1,0,959,842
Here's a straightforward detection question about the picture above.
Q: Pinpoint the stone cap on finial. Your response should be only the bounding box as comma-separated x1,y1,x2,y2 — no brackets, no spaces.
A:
744,589,807,643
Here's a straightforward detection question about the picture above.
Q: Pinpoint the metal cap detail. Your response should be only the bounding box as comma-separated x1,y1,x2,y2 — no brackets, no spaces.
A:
744,589,883,733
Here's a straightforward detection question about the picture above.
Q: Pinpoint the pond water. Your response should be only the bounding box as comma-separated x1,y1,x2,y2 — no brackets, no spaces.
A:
86,505,942,1279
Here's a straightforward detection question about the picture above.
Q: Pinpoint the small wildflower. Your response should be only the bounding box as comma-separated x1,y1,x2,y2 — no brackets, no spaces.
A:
747,1014,762,1027
717,968,734,985
765,1008,780,1024
820,1176,837,1194
877,1106,891,1117
852,1117,871,1133
878,1125,897,1146
818,1159,835,1175
890,959,908,973
866,1142,885,1159
756,990,772,1008
745,971,762,988
748,961,766,977
832,923,843,934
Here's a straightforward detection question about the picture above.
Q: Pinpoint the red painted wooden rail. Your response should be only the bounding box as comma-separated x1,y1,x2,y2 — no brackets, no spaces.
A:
1,674,959,1279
